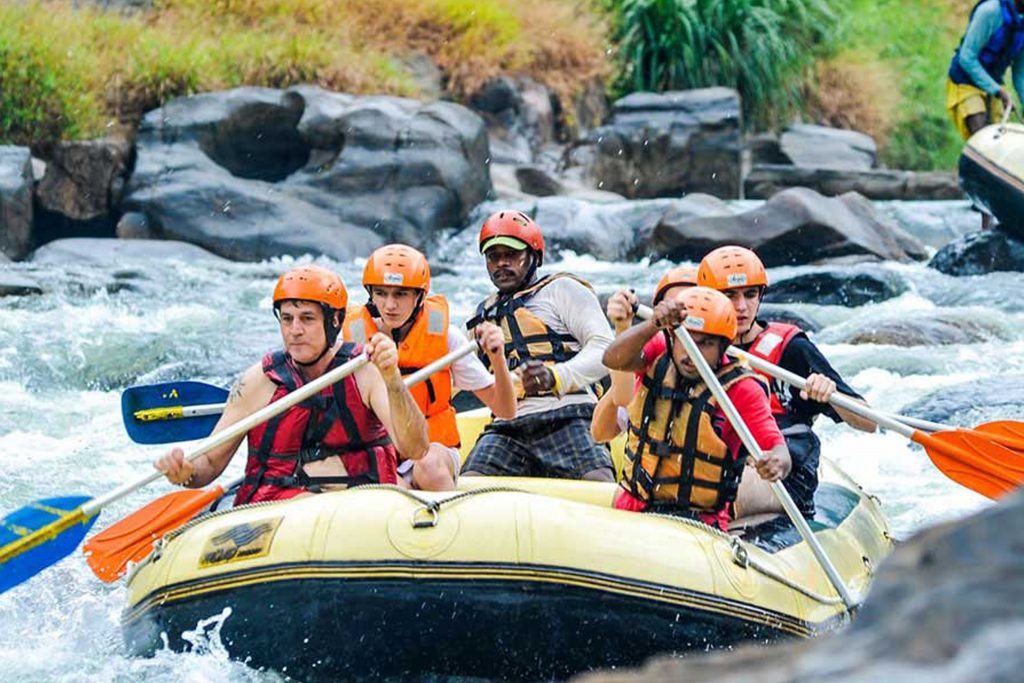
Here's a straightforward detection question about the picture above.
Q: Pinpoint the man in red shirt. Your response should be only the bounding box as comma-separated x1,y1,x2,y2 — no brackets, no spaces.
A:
602,286,790,530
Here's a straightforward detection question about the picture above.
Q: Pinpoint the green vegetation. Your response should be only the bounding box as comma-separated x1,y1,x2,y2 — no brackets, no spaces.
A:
604,0,837,129
0,0,608,147
823,0,966,170
0,0,981,170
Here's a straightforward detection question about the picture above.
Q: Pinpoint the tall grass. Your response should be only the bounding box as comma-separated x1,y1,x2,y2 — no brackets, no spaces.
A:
825,0,967,170
605,0,837,128
0,0,608,146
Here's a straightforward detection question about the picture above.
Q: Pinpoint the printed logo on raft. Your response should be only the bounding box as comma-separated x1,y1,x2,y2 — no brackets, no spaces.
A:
199,518,283,568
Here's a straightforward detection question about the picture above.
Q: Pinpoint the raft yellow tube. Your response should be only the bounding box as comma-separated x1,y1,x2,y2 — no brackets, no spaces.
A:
122,412,892,680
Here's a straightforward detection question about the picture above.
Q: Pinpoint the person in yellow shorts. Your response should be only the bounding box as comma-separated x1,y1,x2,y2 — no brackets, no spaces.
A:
946,0,1024,140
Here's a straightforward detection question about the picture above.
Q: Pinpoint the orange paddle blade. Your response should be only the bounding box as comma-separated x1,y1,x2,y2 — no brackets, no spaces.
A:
924,449,1020,500
973,421,1024,452
83,486,223,582
913,429,1024,499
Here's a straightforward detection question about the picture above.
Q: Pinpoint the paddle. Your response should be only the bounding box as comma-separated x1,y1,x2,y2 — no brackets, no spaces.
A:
0,351,370,596
888,413,1024,453
121,380,229,444
85,341,479,582
666,317,859,610
726,345,1024,499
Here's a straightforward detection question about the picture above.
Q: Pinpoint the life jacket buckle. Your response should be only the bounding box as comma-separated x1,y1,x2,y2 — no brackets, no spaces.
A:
411,500,441,529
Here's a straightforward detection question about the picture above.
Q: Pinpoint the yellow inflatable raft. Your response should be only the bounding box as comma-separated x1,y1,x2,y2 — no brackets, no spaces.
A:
122,411,892,680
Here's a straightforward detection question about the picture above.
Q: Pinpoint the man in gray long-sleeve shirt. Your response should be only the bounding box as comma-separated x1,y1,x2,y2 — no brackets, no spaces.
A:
462,210,615,481
947,0,1024,139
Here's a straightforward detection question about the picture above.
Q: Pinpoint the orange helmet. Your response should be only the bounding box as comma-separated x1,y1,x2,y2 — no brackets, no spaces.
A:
273,265,348,352
676,286,737,340
363,244,431,292
273,265,348,310
479,210,545,264
653,265,698,305
697,246,768,290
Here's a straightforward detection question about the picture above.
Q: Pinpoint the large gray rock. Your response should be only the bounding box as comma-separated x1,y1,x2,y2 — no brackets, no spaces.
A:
902,375,1024,426
0,146,34,260
576,489,1024,683
35,134,132,221
0,271,43,297
779,124,877,171
647,187,928,265
526,193,733,261
929,230,1024,275
765,268,909,307
468,76,557,165
585,88,742,199
822,310,1012,346
124,86,491,261
746,165,964,201
30,238,227,265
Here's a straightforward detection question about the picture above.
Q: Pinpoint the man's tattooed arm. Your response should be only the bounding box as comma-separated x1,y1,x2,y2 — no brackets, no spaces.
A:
227,375,245,404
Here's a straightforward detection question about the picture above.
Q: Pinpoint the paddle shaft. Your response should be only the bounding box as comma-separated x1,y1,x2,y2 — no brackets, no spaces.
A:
82,353,371,516
131,343,479,425
92,341,479,516
633,306,856,608
725,346,915,438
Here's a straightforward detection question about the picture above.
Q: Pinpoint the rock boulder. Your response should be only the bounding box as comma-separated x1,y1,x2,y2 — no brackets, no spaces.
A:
764,269,909,307
584,88,742,199
647,188,927,265
30,238,227,265
929,230,1024,275
35,134,132,221
124,86,491,261
745,166,964,201
0,146,34,260
779,123,877,171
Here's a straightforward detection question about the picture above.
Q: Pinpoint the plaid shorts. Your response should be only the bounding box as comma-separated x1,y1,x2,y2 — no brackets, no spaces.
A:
461,403,613,479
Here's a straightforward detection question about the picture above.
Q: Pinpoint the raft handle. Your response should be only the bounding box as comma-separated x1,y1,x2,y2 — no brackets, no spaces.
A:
411,501,441,529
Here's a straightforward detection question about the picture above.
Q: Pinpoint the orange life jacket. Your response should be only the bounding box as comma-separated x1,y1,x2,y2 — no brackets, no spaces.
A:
622,355,756,513
342,295,459,447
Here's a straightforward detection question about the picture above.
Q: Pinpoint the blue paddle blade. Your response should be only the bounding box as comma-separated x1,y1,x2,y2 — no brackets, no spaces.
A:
0,496,97,595
121,381,229,444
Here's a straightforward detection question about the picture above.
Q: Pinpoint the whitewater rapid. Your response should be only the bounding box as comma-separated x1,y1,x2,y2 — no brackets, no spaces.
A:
0,200,1014,681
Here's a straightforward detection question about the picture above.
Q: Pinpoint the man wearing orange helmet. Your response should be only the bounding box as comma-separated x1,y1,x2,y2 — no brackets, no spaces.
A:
697,246,876,518
343,244,516,491
154,265,430,504
463,210,615,481
591,265,698,443
602,287,790,530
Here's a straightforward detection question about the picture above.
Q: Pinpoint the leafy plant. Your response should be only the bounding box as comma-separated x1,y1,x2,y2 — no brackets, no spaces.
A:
606,0,837,128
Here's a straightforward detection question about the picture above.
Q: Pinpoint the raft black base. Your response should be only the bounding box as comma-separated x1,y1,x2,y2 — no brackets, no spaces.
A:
123,570,795,682
960,147,1024,237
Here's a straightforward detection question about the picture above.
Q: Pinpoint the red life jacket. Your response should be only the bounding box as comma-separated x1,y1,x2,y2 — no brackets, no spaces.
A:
235,343,398,505
745,322,805,417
